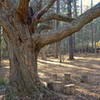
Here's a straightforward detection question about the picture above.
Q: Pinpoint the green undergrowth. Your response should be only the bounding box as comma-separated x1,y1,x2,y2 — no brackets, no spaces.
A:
0,77,9,88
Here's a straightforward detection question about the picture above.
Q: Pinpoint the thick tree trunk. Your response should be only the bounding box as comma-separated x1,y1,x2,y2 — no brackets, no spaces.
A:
6,40,41,98
5,39,62,100
1,14,61,99
2,28,45,99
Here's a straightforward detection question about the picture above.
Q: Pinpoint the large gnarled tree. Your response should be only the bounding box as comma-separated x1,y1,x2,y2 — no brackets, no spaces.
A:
0,0,100,100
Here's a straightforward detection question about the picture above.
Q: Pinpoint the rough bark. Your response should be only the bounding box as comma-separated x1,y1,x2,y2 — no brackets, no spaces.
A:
3,27,41,98
17,0,30,23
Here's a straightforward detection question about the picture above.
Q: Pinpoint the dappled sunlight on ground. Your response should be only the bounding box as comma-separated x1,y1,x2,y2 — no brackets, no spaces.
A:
76,87,100,98
0,54,100,99
38,54,100,99
0,60,9,78
38,59,94,71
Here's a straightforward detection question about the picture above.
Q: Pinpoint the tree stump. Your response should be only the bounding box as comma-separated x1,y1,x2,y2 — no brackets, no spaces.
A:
63,84,75,95
63,73,71,83
0,95,5,100
42,82,47,87
80,75,88,83
47,81,64,92
52,74,57,81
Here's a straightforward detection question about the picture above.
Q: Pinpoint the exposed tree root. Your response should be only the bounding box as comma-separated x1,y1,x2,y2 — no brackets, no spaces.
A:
5,85,67,100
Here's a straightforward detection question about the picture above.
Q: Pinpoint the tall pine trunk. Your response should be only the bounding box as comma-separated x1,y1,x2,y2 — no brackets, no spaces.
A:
67,0,74,60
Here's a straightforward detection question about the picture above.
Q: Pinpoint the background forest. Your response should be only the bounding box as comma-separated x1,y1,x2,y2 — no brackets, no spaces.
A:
0,0,100,59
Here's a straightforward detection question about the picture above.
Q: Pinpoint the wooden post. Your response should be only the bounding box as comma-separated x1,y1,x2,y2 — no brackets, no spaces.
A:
64,73,71,83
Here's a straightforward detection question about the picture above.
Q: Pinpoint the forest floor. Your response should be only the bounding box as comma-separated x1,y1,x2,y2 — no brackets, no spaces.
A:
0,53,100,100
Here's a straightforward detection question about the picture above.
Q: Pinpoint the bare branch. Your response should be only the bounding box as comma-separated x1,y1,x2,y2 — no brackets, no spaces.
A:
37,24,52,33
39,3,100,47
36,0,57,19
0,0,15,29
17,0,30,23
0,0,14,11
0,14,16,40
30,0,57,32
38,13,74,23
30,0,43,12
